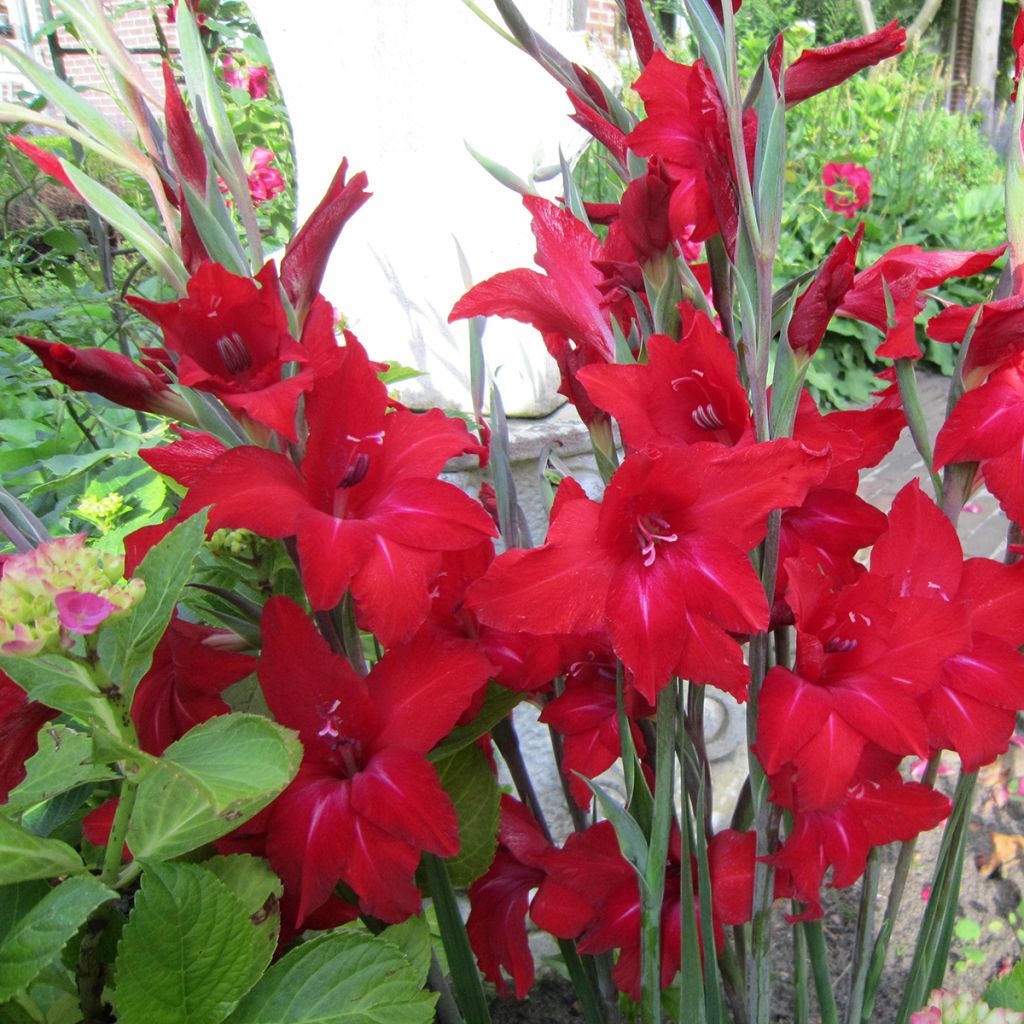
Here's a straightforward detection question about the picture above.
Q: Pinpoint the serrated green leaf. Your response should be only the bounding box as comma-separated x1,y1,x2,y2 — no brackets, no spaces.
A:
0,875,113,1000
5,725,115,811
0,816,85,884
985,957,1024,1011
227,927,437,1024
202,855,282,968
115,861,270,1024
98,510,208,706
127,714,301,861
435,744,499,888
379,916,432,989
0,654,121,735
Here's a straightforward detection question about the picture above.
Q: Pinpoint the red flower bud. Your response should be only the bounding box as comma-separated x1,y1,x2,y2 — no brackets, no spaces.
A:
18,336,191,419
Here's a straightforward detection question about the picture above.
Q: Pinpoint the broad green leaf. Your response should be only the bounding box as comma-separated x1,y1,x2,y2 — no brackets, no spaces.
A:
435,744,499,888
5,725,116,811
98,510,208,706
0,654,121,735
115,861,270,1024
127,714,301,860
0,875,113,1000
0,881,49,939
430,684,522,762
227,928,437,1024
202,855,282,967
985,958,1024,1010
62,164,188,291
0,816,85,884
379,916,432,989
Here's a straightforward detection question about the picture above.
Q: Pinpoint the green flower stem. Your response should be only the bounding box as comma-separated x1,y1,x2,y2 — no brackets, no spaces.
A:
894,769,977,1024
423,853,492,1024
844,848,880,1024
792,914,809,1024
101,779,138,886
802,920,839,1024
558,940,608,1024
338,592,369,676
641,686,677,1024
894,358,943,502
859,755,940,1023
493,717,553,842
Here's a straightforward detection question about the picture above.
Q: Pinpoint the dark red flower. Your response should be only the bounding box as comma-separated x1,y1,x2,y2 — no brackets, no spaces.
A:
788,225,864,355
280,158,371,325
18,336,192,419
178,334,496,641
130,614,256,756
128,261,313,440
784,22,906,106
0,670,58,802
256,596,491,925
927,293,1024,387
838,244,1004,359
468,442,827,702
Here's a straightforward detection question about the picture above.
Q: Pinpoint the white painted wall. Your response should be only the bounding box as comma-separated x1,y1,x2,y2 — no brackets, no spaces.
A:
250,0,619,415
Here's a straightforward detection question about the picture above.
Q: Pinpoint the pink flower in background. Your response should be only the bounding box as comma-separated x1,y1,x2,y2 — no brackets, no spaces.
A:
247,148,285,205
822,162,872,218
222,56,271,100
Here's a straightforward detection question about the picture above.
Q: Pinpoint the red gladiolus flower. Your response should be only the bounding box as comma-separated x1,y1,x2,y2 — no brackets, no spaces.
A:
784,22,906,106
468,442,827,702
280,157,371,325
17,336,192,420
222,57,270,100
0,670,58,802
926,293,1024,387
128,261,313,440
7,135,79,196
130,614,256,756
162,62,206,196
177,330,496,641
822,162,871,219
788,225,864,355
839,244,1004,359
255,597,491,925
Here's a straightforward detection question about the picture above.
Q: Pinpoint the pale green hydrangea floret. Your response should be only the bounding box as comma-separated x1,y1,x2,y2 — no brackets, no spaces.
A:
209,527,258,558
0,534,145,657
77,492,125,530
912,990,1024,1024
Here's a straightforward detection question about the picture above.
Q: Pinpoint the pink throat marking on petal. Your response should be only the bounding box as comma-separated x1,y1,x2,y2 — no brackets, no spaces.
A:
636,513,678,567
215,331,253,374
824,636,858,654
316,699,361,775
690,403,724,431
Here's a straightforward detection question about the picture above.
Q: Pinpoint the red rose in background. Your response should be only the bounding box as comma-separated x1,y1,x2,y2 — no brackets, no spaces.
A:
822,162,872,219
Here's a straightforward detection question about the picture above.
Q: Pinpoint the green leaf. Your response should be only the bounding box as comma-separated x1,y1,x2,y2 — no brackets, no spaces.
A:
202,855,282,968
115,861,271,1024
5,725,116,812
62,164,188,292
0,654,122,735
579,775,650,887
41,227,80,256
0,816,85,884
378,916,432,989
435,744,499,888
430,683,521,761
98,510,208,706
0,875,114,1001
985,958,1024,1011
227,927,437,1024
127,714,301,861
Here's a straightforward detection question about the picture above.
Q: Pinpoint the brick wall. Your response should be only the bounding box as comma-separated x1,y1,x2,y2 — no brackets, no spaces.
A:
585,0,625,53
2,1,178,131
